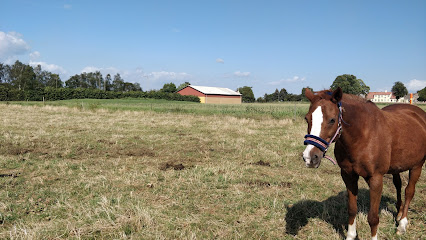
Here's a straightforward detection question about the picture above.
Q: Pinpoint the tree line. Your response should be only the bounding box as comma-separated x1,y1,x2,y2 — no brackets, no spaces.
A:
0,61,199,102
160,74,426,103
248,74,425,103
1,62,424,103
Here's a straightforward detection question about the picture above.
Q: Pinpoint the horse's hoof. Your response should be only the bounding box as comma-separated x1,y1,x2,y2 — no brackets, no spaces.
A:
397,217,408,235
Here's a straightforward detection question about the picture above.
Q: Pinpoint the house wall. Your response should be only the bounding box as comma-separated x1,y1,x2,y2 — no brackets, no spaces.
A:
177,87,205,97
205,95,242,104
177,86,242,104
371,94,397,103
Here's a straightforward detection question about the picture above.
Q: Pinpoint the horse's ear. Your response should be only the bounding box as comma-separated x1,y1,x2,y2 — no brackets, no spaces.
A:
305,88,315,102
332,87,343,103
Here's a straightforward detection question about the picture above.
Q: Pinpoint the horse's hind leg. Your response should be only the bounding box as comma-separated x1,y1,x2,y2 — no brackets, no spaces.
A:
392,173,403,220
397,166,423,235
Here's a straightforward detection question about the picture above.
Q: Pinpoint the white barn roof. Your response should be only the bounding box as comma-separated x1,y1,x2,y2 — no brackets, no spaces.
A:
189,85,242,96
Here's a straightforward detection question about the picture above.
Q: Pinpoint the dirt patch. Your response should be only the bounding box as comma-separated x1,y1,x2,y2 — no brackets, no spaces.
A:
278,181,292,188
160,162,186,171
0,172,21,178
0,142,33,155
245,180,292,188
246,180,271,187
118,148,156,157
322,169,338,175
252,160,271,167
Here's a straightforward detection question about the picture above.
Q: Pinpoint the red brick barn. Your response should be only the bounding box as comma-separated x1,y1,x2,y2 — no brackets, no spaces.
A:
177,85,242,104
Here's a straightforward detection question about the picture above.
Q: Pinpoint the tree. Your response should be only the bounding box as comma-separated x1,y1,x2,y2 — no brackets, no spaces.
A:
278,88,288,101
123,82,142,92
0,63,11,86
391,81,408,100
330,74,370,96
161,82,177,93
46,73,62,88
273,89,279,101
177,82,190,91
237,86,255,103
65,75,81,88
9,60,37,90
264,89,279,102
104,74,112,91
417,87,426,102
112,73,125,92
34,64,63,88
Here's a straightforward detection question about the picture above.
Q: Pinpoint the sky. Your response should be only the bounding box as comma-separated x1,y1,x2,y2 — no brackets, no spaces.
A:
0,0,425,98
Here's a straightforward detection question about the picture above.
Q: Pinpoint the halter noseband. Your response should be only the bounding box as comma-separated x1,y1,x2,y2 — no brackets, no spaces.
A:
304,101,343,165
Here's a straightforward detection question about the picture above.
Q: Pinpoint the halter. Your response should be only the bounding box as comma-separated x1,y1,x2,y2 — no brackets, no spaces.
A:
304,101,344,165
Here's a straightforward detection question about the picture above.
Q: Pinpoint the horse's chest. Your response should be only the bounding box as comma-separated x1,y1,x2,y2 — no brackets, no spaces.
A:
338,149,391,177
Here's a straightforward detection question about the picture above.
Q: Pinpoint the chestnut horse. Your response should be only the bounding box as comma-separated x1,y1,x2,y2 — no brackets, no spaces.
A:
302,87,425,240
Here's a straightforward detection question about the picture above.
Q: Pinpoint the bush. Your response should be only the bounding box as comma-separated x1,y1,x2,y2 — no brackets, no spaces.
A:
0,87,200,103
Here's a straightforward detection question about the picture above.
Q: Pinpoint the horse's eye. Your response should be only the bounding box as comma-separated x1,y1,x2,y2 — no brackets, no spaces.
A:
329,118,336,124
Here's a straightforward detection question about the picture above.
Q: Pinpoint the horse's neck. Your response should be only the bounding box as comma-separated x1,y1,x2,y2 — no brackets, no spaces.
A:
339,99,381,144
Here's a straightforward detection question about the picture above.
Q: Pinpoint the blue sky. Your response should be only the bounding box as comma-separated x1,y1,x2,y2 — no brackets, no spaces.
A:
1,0,425,98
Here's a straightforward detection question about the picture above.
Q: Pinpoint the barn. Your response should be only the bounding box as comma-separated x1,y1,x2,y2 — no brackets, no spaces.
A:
177,85,242,104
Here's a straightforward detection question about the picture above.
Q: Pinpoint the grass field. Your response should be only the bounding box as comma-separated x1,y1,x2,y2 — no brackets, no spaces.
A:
0,99,424,239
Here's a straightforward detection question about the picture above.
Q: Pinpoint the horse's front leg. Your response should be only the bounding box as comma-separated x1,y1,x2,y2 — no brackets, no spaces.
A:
366,174,384,240
341,170,359,240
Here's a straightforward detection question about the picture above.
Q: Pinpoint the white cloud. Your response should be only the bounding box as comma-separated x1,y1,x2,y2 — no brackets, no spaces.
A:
81,66,120,74
144,71,191,81
405,79,426,92
29,51,41,60
0,31,31,61
81,66,101,73
216,58,224,64
29,61,67,75
234,71,250,77
268,76,306,85
64,4,72,9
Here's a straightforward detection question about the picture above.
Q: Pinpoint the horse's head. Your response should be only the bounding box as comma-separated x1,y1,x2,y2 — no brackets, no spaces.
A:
302,87,343,168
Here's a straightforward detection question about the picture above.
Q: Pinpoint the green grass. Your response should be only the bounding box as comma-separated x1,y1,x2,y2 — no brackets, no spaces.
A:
3,98,310,120
0,100,424,239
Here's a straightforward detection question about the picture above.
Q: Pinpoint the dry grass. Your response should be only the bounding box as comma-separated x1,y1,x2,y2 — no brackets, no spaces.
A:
0,103,424,239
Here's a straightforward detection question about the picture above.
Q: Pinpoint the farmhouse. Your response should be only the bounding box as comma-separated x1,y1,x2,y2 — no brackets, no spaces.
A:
177,85,242,104
366,91,397,103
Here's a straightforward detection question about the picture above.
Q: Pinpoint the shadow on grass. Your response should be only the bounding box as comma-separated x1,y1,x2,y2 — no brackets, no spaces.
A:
285,189,396,238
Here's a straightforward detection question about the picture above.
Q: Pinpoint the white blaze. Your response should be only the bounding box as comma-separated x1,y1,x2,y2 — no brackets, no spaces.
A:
303,106,323,165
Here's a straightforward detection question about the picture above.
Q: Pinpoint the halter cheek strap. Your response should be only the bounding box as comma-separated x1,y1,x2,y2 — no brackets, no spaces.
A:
303,102,343,165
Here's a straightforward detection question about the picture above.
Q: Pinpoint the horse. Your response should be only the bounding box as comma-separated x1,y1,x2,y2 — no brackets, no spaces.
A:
302,87,426,240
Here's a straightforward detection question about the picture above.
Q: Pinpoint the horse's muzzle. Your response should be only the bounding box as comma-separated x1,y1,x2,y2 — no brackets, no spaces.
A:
302,148,322,168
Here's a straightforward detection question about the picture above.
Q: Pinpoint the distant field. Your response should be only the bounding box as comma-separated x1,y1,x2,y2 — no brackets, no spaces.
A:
0,100,424,239
7,98,426,117
5,98,312,120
